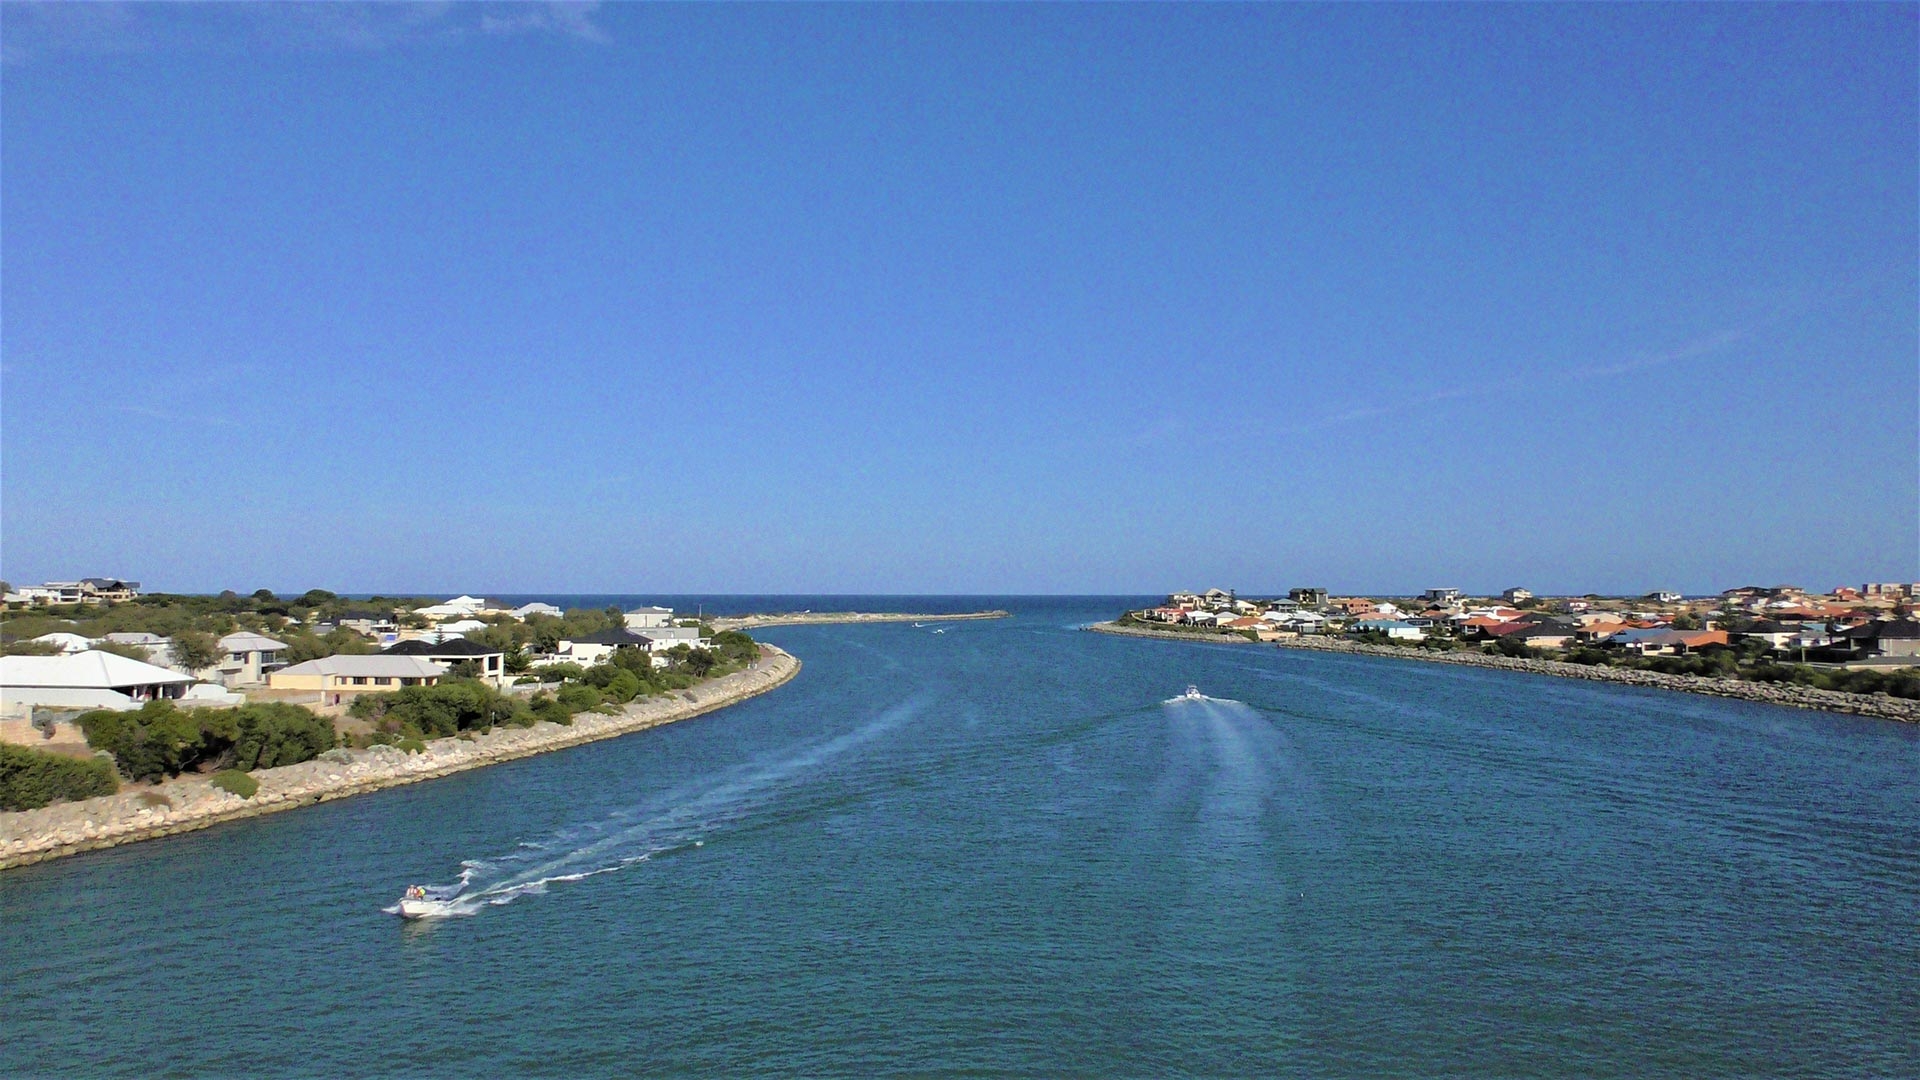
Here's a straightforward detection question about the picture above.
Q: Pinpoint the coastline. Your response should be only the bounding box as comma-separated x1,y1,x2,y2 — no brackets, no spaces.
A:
0,645,801,871
1086,622,1920,723
711,609,1010,630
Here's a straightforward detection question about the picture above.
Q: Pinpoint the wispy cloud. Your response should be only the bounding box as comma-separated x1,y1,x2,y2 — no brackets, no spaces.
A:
1267,323,1755,437
110,403,236,427
2,2,610,63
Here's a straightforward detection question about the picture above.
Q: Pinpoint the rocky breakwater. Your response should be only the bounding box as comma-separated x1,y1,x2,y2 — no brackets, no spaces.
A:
0,646,801,871
1086,622,1920,723
712,610,1010,631
1272,635,1920,723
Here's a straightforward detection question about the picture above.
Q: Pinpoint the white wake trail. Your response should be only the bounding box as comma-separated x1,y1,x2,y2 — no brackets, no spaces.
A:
397,698,924,918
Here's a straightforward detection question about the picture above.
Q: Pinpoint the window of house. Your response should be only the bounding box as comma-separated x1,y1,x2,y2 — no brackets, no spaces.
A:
377,677,394,685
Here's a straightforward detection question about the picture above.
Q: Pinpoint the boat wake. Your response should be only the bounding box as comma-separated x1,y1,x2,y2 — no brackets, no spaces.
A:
388,697,923,919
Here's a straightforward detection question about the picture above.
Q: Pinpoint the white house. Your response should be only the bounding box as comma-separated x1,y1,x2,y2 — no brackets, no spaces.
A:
636,626,707,652
623,606,675,631
512,602,563,620
30,632,96,654
413,595,489,620
0,651,196,716
555,628,656,667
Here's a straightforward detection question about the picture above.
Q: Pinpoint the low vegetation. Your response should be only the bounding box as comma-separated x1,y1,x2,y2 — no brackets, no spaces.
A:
209,769,260,799
0,745,119,810
75,700,338,782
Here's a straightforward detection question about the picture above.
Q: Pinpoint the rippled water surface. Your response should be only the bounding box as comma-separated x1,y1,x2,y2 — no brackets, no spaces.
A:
4,598,1917,1077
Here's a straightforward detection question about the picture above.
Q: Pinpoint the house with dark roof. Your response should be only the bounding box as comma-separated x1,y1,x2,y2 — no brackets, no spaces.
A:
1817,619,1920,663
555,627,655,668
383,637,508,686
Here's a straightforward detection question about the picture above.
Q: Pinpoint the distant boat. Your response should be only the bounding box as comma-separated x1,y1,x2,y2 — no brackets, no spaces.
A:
1182,685,1203,701
394,884,461,920
931,628,946,634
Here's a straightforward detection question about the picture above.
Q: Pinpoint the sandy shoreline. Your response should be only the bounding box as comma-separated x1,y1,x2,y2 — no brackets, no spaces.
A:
0,646,801,872
1086,622,1920,723
711,609,1009,630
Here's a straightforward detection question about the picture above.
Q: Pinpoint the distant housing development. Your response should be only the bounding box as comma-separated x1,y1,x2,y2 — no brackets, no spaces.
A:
1122,582,1920,670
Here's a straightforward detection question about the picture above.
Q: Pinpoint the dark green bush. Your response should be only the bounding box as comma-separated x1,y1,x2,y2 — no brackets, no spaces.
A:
349,681,532,739
78,700,337,781
209,769,259,799
0,745,119,810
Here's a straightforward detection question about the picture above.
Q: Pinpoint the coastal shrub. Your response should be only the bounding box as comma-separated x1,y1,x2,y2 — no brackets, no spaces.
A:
209,769,259,799
531,662,587,682
555,683,602,713
529,692,573,726
583,664,642,704
221,703,338,771
77,700,221,782
0,744,119,810
395,736,427,754
77,700,337,781
350,681,532,739
709,631,759,666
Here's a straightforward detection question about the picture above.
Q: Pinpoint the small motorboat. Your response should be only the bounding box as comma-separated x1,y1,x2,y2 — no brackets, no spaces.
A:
394,884,462,920
1182,685,1204,701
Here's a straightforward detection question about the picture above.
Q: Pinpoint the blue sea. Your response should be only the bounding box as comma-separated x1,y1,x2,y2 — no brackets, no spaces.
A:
3,597,1916,1077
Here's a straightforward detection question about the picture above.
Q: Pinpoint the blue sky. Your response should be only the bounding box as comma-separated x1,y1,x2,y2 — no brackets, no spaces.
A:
2,3,1914,596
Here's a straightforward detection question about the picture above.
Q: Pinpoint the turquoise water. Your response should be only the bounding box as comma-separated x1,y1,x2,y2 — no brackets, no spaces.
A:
3,598,1917,1077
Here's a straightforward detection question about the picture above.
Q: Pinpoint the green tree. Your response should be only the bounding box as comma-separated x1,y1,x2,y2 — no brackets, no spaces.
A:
170,630,223,673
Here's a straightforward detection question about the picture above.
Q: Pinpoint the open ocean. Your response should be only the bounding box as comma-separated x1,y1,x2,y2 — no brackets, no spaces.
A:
3,597,1916,1077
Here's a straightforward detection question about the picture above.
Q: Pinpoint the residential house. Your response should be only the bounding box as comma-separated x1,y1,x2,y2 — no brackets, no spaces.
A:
623,606,675,631
1821,619,1920,662
634,626,708,652
554,627,656,667
1733,621,1802,651
101,631,172,663
512,602,564,620
1288,588,1329,607
1648,591,1683,604
0,651,195,717
1501,587,1533,604
30,632,96,654
412,595,489,620
214,631,289,686
383,638,508,686
268,655,447,707
1351,619,1424,641
1422,588,1462,605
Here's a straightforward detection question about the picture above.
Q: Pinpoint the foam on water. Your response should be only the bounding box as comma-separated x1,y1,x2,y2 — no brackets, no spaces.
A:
393,696,925,918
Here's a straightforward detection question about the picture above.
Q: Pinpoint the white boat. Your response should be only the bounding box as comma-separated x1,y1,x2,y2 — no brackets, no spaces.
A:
394,885,462,919
1182,685,1204,701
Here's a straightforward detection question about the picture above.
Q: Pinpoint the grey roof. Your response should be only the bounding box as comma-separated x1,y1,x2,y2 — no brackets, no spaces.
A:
220,632,288,651
275,655,448,678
